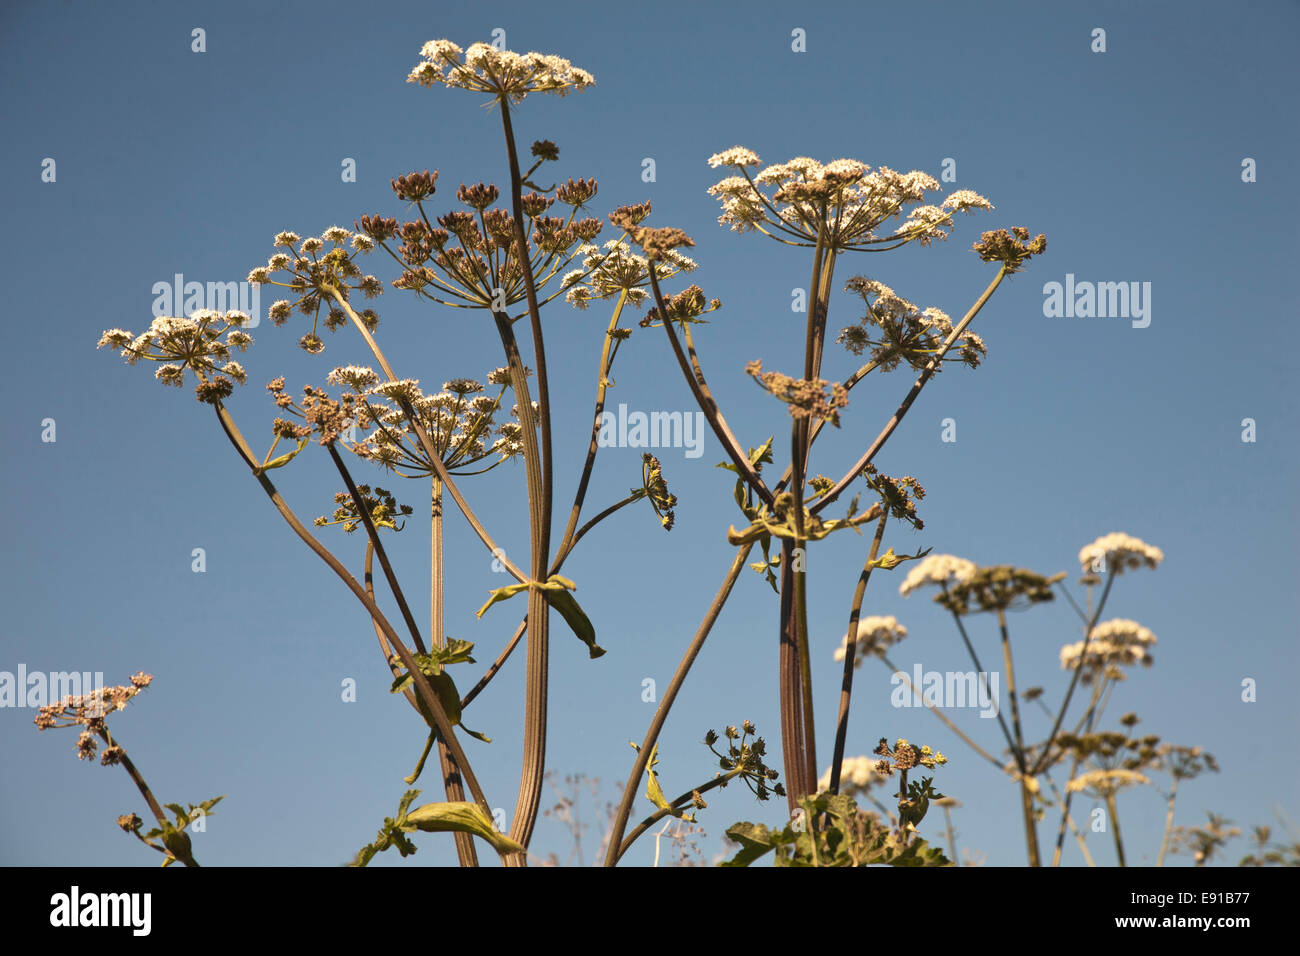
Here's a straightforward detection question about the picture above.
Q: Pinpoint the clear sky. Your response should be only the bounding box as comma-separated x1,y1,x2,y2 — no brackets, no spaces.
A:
2,0,1296,867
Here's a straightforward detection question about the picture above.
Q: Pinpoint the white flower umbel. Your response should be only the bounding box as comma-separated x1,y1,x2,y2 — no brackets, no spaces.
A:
833,615,908,665
899,554,977,597
408,39,594,103
1078,533,1164,574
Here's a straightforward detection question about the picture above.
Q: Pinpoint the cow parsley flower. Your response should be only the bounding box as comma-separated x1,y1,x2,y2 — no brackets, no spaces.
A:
899,554,977,597
833,615,908,665
1078,533,1164,574
408,39,594,103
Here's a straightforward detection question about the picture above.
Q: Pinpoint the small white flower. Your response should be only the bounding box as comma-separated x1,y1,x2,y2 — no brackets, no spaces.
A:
707,146,760,169
833,615,908,664
899,554,977,597
1078,533,1164,574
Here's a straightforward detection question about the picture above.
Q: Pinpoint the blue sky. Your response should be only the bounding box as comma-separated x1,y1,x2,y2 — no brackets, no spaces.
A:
2,0,1297,867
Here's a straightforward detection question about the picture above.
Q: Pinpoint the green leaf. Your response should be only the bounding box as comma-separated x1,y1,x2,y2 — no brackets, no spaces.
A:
476,581,531,618
717,437,774,476
868,546,933,571
160,827,194,866
544,587,605,659
720,822,779,867
405,801,525,855
476,575,604,658
256,438,309,474
643,744,671,811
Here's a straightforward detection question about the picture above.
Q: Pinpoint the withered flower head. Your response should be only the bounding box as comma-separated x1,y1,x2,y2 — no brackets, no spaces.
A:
457,182,500,210
972,226,1046,273
391,169,439,202
745,359,849,427
640,453,677,531
556,177,598,206
521,191,554,217
356,215,400,241
939,565,1063,615
610,201,652,228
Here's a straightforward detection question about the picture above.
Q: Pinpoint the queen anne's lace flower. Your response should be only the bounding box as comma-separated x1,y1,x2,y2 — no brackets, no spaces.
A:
708,152,992,251
838,277,986,371
1060,618,1157,678
562,239,696,310
1067,768,1150,795
97,312,253,403
816,755,888,794
899,554,977,597
1078,533,1164,574
707,146,761,168
833,615,908,665
408,39,594,103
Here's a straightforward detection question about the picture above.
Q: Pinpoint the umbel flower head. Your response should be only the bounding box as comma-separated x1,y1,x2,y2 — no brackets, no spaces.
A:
1078,532,1164,575
315,484,414,534
1066,768,1151,797
34,673,153,764
898,554,977,597
358,176,604,316
936,565,1065,615
834,615,908,666
703,721,785,801
407,40,594,104
745,360,849,427
289,368,532,475
1060,618,1157,683
837,277,986,371
707,147,992,251
562,236,697,311
861,464,926,530
972,226,1046,274
248,227,381,354
98,311,252,404
817,755,891,796
871,737,948,775
640,453,678,531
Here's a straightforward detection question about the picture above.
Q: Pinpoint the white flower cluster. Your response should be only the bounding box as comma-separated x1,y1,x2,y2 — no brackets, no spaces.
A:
898,554,977,597
352,376,526,469
837,278,985,371
1078,533,1164,574
833,615,908,665
1060,618,1157,672
326,365,381,391
97,311,252,389
706,148,990,248
816,756,887,795
561,239,697,310
706,146,760,168
408,40,594,103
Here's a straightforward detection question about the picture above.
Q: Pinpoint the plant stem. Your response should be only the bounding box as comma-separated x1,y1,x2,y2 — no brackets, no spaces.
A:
614,768,744,864
210,403,495,830
649,266,773,507
829,513,887,793
1157,778,1180,867
998,608,1039,866
327,445,427,655
498,99,556,865
603,544,754,866
1107,791,1127,866
556,291,628,559
811,265,1008,515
